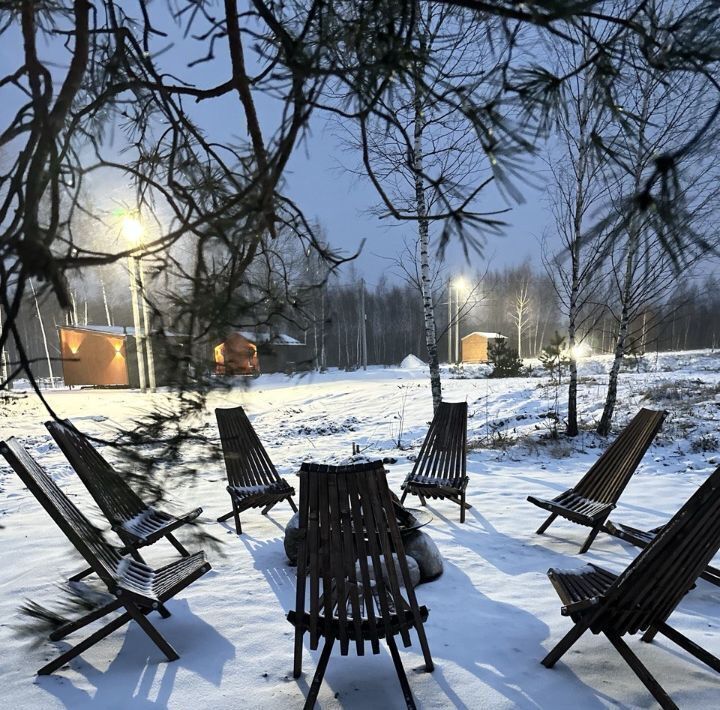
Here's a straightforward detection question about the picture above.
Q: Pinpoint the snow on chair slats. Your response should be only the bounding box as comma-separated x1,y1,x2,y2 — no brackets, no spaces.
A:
0,439,210,675
527,407,667,553
400,401,469,523
45,419,201,579
604,519,720,587
541,464,720,709
215,405,296,535
288,461,434,710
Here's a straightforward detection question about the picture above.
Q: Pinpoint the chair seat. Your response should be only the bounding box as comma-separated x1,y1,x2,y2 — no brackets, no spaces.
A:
604,520,657,546
403,476,468,493
528,491,613,524
119,506,202,542
547,564,618,619
116,551,210,605
228,481,294,500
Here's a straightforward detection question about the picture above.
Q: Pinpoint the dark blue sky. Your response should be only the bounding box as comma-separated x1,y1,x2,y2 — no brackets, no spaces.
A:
0,9,552,283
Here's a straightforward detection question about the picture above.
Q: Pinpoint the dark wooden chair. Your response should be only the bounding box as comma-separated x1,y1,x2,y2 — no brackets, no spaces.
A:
0,438,211,676
215,405,296,534
605,518,720,587
527,408,666,553
46,419,202,581
399,401,469,522
288,461,434,710
541,464,720,709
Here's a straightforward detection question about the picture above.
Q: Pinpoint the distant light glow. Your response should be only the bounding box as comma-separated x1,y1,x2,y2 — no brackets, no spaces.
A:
453,276,469,291
569,342,591,359
121,216,144,244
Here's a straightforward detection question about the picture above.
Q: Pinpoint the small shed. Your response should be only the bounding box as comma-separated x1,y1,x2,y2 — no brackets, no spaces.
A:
214,332,259,376
461,332,507,364
214,331,311,375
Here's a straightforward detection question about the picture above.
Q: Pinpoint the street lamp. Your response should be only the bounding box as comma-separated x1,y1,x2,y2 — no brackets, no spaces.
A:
448,276,469,362
122,215,156,392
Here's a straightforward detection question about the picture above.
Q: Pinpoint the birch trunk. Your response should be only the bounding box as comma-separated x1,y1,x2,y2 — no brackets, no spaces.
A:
597,227,638,435
30,280,56,388
413,37,442,413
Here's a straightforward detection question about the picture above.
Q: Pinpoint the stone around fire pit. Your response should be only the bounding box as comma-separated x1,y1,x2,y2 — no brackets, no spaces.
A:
402,529,443,582
284,512,301,565
355,554,420,589
283,513,443,585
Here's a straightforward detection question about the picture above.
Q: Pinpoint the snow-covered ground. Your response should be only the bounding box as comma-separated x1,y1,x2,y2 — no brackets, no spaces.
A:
1,350,720,709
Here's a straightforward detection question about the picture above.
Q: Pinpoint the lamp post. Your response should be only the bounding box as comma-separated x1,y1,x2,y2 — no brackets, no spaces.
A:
452,277,468,364
122,216,156,392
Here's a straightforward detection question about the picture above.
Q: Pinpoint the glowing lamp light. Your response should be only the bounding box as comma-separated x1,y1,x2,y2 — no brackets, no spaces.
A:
121,216,144,244
453,276,469,291
569,342,591,359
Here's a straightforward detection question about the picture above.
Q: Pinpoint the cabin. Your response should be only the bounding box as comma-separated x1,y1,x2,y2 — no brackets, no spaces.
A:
59,325,135,387
461,332,507,363
58,324,181,388
214,331,311,375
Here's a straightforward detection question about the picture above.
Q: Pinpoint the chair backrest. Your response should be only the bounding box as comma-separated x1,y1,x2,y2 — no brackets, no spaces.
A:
574,408,666,504
597,464,720,636
215,406,283,488
0,438,125,587
45,419,147,525
294,461,425,657
408,401,467,487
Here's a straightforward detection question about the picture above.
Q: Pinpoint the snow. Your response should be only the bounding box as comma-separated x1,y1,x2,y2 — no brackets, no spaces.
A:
2,349,720,708
400,354,427,369
463,331,507,340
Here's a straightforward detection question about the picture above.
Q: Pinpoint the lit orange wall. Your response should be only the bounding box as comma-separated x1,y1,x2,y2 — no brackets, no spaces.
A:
461,334,490,363
59,328,130,386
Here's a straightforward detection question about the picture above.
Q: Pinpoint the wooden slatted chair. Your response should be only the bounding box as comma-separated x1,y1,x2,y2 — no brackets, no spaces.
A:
541,464,720,709
605,518,720,587
527,408,666,553
0,438,211,676
46,419,202,581
215,405,297,534
288,461,434,710
399,401,469,522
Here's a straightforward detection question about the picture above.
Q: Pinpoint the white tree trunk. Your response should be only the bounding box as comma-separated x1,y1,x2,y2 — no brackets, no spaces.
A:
30,280,56,388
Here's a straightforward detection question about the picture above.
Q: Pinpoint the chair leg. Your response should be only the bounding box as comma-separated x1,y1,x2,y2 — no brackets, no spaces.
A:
399,489,409,505
233,504,242,535
166,532,190,556
414,621,434,672
50,598,123,641
578,521,604,554
261,500,278,515
68,566,94,583
303,637,334,710
418,493,427,506
536,512,557,535
288,496,298,513
542,621,589,668
125,603,179,662
605,631,678,710
460,490,466,523
653,622,720,673
217,509,235,523
38,611,132,675
293,628,304,678
641,626,659,643
386,635,417,710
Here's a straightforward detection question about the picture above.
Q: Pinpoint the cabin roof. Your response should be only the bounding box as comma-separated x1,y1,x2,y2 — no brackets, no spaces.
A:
462,331,507,340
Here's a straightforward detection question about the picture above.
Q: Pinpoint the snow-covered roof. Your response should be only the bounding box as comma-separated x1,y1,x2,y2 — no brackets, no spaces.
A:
59,324,134,336
236,331,303,346
462,331,507,340
58,324,180,337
